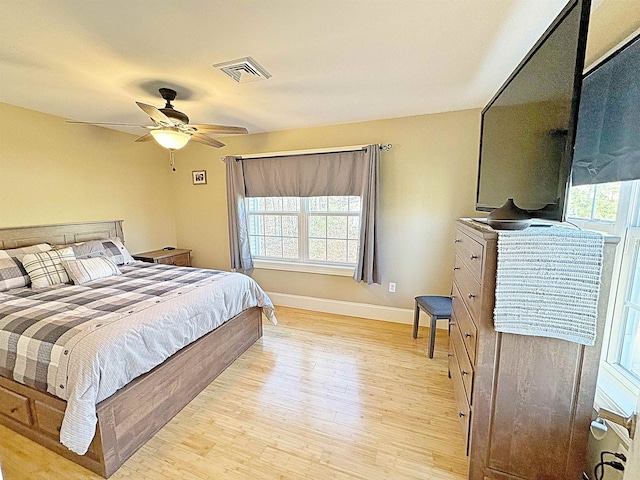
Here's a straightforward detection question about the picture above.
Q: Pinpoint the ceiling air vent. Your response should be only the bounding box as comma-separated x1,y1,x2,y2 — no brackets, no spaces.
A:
213,57,271,84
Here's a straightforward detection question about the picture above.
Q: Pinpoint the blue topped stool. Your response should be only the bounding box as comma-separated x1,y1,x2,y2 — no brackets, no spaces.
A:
413,296,452,358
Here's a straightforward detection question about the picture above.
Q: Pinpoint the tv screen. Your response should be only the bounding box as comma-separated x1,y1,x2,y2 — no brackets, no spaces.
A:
475,0,591,220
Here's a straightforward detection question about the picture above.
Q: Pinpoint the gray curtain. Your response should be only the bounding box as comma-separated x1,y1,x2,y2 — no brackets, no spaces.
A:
225,146,381,284
353,145,380,285
224,156,253,273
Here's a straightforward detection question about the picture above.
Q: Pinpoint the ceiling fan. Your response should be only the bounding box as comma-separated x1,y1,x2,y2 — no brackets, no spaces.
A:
67,88,248,150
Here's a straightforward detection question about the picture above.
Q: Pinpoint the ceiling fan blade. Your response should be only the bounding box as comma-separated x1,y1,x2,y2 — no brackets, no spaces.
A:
191,133,225,148
189,124,249,135
136,102,175,127
66,120,151,128
135,133,154,143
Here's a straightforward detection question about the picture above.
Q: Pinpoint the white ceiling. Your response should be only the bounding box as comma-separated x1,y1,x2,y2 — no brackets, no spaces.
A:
0,0,595,136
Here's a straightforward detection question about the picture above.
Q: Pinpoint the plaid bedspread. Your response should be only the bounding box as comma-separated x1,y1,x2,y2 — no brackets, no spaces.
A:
0,261,275,454
0,262,223,395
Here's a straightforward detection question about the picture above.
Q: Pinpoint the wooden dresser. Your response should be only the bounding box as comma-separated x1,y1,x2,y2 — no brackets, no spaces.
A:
133,248,192,267
449,219,618,480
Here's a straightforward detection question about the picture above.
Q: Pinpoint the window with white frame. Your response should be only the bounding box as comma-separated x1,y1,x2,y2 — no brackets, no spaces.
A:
246,196,361,272
567,180,640,415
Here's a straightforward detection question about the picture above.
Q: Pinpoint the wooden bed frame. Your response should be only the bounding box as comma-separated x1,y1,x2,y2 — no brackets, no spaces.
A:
0,221,263,477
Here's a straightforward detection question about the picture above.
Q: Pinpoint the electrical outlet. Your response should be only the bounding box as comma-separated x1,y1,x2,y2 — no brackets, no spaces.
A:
389,282,396,293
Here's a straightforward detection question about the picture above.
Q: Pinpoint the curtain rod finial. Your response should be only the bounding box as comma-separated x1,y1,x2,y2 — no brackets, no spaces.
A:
380,144,392,151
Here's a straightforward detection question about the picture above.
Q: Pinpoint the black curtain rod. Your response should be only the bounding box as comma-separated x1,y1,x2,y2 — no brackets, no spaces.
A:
234,144,392,161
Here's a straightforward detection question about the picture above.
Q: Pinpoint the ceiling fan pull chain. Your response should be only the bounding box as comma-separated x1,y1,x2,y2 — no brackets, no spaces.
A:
169,150,176,172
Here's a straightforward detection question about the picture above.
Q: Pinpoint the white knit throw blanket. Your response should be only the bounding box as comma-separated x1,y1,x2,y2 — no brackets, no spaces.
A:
494,226,604,346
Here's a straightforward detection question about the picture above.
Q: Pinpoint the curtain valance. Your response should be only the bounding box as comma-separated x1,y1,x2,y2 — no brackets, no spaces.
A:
242,150,367,197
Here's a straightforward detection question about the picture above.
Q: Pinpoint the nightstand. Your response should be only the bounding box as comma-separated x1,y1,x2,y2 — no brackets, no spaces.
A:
133,249,192,267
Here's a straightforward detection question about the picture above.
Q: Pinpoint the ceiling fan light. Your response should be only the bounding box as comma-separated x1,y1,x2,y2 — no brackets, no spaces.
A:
150,129,191,150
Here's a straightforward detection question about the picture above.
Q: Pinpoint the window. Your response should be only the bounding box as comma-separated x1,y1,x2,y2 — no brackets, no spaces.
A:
246,196,361,274
566,182,621,222
567,180,640,416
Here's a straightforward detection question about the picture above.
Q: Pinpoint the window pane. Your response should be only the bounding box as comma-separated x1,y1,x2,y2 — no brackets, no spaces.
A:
283,237,298,258
265,237,283,257
264,215,281,236
309,239,326,260
309,215,327,238
327,216,347,239
308,197,328,212
349,196,361,213
593,182,621,222
348,217,360,239
251,236,266,256
348,240,359,263
283,197,300,212
619,307,640,379
248,215,260,235
265,197,283,212
282,215,298,237
327,239,347,262
328,196,349,212
567,185,595,219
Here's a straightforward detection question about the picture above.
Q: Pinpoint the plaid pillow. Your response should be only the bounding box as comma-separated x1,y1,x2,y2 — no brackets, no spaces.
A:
68,238,134,266
22,247,76,288
62,257,121,285
0,243,52,291
105,237,134,265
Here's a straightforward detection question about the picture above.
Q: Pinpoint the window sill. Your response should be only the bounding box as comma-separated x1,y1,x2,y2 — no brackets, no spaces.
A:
253,259,355,277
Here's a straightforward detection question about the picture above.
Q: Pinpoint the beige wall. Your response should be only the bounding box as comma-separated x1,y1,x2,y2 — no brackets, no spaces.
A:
585,0,640,67
171,110,481,309
0,102,177,253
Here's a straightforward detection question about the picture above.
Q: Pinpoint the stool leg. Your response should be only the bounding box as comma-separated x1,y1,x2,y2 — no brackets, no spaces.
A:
413,302,420,339
429,314,437,358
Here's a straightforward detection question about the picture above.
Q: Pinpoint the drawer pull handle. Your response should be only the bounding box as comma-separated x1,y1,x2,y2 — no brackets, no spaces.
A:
461,370,468,376
447,353,453,358
454,239,461,243
464,332,472,338
453,266,460,271
470,254,478,260
459,412,465,418
468,293,476,299
10,407,18,414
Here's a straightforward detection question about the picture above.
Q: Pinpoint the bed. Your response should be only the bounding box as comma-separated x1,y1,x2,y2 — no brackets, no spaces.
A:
0,220,274,477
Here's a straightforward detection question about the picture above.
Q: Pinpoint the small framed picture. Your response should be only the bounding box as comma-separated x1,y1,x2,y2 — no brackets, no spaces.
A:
192,170,207,185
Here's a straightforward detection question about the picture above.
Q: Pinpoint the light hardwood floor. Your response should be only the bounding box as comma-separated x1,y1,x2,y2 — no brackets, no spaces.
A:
0,307,468,479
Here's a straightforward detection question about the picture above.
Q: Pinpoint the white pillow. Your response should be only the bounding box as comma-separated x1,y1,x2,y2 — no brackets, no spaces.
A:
22,247,76,288
62,257,121,285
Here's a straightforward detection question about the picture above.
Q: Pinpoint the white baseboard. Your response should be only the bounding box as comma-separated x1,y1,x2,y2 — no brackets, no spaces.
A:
266,292,448,329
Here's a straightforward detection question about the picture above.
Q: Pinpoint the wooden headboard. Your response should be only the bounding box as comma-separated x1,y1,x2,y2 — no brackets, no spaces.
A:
0,220,124,249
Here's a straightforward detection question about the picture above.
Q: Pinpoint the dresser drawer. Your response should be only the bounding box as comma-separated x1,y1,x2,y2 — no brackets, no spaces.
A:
454,230,484,281
454,256,482,321
0,385,32,425
451,318,474,405
452,282,478,364
449,343,471,451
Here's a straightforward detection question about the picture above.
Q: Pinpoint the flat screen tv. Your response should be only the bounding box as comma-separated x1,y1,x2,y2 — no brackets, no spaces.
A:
475,0,591,221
